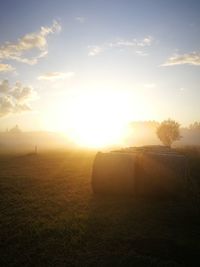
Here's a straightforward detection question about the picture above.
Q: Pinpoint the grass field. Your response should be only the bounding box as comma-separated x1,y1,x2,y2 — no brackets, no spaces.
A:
0,149,200,267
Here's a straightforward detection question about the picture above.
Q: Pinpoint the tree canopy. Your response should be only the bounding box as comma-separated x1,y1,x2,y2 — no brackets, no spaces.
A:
156,119,181,147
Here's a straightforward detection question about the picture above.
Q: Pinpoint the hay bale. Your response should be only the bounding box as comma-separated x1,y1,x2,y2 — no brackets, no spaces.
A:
137,152,187,197
91,149,188,197
92,152,137,194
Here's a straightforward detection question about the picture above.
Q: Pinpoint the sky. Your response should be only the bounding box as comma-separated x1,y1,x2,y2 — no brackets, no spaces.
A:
0,0,200,141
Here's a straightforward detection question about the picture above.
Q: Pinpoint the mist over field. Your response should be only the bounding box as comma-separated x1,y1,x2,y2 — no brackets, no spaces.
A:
0,131,73,153
1,122,200,153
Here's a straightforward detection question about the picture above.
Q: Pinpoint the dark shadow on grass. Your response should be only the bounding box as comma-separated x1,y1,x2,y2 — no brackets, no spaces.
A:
82,194,200,267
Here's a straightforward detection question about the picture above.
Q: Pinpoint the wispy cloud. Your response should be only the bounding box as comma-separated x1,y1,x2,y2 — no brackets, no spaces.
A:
0,80,37,117
135,50,148,56
109,36,153,48
38,71,75,81
88,46,104,56
88,36,154,56
0,20,61,68
75,16,86,23
0,63,15,73
162,51,200,66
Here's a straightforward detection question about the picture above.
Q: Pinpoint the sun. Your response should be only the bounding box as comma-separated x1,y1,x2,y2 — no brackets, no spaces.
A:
43,89,133,148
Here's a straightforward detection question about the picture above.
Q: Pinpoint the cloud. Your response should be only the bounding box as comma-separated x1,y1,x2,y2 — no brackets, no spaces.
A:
0,20,61,67
38,71,75,81
162,52,200,66
135,50,148,56
0,80,37,117
88,36,153,56
0,63,15,72
88,46,104,56
140,36,153,47
75,17,86,23
109,36,153,48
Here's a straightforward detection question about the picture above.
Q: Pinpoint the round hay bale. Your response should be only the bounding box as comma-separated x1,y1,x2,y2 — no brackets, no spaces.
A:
137,152,188,197
92,152,137,194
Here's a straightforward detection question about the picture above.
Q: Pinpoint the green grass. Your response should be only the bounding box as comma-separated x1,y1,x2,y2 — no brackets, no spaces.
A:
0,149,200,267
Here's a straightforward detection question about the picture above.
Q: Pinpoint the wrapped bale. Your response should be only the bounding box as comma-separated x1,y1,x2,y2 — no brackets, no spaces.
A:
137,152,187,197
92,152,137,194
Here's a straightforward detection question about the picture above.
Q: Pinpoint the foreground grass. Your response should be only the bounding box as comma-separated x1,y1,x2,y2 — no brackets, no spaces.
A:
0,149,200,267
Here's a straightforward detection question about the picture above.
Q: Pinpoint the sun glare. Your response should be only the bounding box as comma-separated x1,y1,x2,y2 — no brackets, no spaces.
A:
44,89,133,148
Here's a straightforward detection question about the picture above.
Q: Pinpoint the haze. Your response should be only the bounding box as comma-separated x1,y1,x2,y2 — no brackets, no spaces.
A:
0,0,200,148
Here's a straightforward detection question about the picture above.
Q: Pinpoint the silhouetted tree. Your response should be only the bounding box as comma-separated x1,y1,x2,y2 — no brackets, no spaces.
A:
156,119,181,147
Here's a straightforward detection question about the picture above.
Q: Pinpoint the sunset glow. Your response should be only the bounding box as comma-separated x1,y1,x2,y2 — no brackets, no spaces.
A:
0,0,200,148
43,89,133,147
